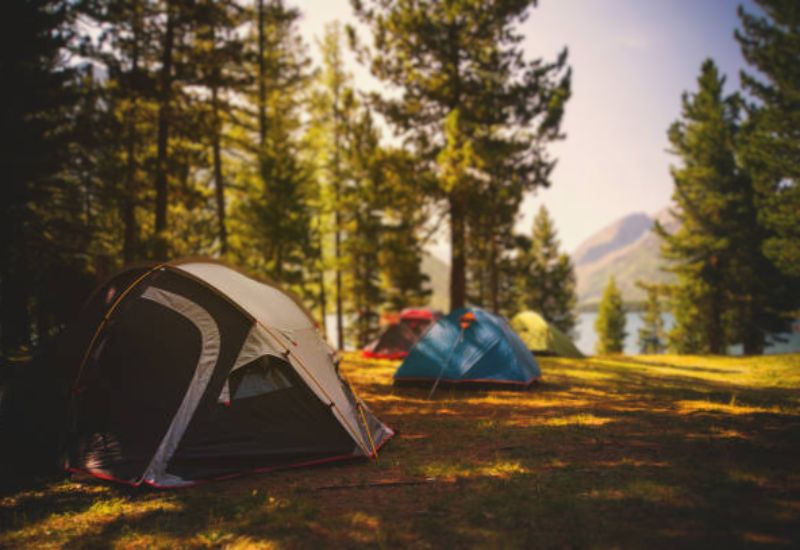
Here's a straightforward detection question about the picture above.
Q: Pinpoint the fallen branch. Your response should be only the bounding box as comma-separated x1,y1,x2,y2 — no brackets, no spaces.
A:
308,478,454,492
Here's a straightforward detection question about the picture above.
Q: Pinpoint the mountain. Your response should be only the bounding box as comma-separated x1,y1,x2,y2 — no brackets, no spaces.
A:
422,208,679,310
573,213,652,267
574,209,678,307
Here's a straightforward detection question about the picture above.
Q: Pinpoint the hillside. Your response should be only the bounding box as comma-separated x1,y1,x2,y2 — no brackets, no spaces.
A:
573,212,652,267
574,209,678,307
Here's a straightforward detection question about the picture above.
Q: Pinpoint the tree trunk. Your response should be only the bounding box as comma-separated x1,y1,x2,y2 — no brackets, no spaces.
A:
333,83,344,350
154,1,175,260
490,231,499,313
741,299,764,355
0,262,30,358
257,0,267,146
449,191,466,310
708,268,724,354
122,18,140,264
123,112,139,263
275,241,283,280
446,20,466,312
335,197,344,349
317,211,328,334
211,83,227,255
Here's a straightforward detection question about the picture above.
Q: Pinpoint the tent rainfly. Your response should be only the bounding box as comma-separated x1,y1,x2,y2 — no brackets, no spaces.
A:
510,311,584,358
394,307,541,388
362,308,442,360
0,259,393,488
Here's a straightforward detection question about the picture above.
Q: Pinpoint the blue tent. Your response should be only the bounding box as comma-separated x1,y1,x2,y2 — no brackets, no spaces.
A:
394,307,541,387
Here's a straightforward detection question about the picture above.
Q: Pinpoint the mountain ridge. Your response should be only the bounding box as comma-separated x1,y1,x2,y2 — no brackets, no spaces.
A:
574,208,677,306
421,207,679,310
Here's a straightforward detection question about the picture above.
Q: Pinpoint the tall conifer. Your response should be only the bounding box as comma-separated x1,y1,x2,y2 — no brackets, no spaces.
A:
517,206,577,335
595,277,627,355
351,0,570,310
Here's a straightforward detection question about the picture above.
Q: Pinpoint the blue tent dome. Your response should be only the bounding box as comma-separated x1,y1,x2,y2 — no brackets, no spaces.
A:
394,307,541,387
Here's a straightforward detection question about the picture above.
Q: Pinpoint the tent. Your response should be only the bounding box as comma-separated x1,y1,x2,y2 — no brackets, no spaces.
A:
510,311,584,358
362,308,442,360
0,259,393,487
394,307,541,387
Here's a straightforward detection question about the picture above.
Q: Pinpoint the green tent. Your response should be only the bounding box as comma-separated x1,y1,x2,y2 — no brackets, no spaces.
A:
510,311,584,358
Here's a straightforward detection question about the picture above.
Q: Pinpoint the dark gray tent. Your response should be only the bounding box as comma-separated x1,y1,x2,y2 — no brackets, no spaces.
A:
0,259,393,487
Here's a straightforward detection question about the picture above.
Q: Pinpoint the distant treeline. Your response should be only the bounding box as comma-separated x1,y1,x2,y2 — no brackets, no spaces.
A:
0,0,578,360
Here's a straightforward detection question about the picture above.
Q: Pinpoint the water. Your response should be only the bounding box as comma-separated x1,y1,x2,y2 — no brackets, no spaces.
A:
575,312,674,355
575,312,800,356
326,311,800,355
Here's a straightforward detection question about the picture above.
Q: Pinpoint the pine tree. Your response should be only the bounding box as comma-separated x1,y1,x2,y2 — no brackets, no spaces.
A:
595,277,627,355
465,174,521,314
351,0,570,310
189,0,247,256
377,149,433,312
77,0,159,264
736,1,800,279
657,60,743,354
1,0,77,358
309,21,354,348
342,110,385,347
732,1,800,351
152,0,177,260
659,57,794,354
229,0,314,298
517,206,577,335
637,283,666,354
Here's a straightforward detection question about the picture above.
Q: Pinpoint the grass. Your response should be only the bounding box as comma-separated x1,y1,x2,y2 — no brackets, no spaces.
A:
2,353,799,548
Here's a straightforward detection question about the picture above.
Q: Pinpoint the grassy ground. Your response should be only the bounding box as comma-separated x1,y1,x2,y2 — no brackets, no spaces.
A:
1,353,799,548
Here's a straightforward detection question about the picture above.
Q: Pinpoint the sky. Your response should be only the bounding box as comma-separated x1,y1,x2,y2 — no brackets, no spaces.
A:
294,0,757,258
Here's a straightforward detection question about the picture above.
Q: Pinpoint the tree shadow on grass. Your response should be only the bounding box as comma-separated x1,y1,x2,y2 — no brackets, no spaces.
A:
3,355,799,548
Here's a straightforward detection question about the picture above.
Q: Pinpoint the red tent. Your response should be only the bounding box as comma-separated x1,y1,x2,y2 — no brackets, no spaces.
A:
362,308,442,359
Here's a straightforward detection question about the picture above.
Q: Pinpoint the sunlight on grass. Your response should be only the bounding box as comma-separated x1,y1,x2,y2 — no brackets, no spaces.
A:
707,426,747,439
347,511,387,545
462,394,597,410
217,535,282,549
584,354,800,391
546,366,619,382
419,460,529,480
676,400,796,416
115,532,187,549
504,412,615,429
584,480,689,505
594,458,668,469
540,413,614,427
0,494,183,548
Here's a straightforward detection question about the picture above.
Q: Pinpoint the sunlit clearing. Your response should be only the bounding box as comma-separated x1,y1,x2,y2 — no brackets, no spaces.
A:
420,460,529,479
676,400,795,416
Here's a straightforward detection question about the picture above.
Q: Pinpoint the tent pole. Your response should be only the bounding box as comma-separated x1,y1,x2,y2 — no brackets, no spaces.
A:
71,263,166,391
428,328,464,400
356,402,379,460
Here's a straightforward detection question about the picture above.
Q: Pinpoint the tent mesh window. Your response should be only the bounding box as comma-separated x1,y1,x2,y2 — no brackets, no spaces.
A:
229,357,293,401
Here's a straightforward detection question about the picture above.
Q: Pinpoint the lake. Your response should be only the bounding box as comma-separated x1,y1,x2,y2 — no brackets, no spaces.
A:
327,311,800,355
575,312,800,356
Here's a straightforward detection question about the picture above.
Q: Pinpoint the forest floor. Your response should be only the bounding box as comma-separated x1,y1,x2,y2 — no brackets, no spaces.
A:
1,353,799,549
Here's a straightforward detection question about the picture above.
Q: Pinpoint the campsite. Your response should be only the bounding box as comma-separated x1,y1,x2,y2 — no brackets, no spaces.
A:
2,353,799,547
2,0,799,547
